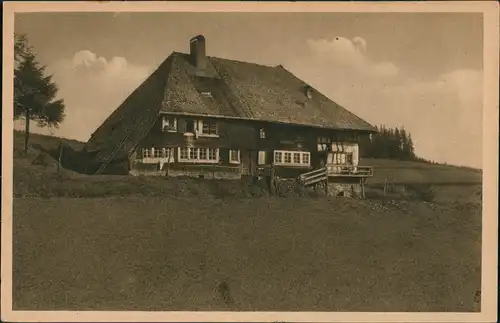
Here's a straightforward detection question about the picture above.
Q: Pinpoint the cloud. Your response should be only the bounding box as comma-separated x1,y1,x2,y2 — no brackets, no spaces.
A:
15,50,152,142
306,37,399,79
352,36,367,53
286,37,482,168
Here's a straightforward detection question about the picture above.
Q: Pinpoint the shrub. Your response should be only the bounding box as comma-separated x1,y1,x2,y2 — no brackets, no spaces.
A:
403,183,435,202
31,152,51,166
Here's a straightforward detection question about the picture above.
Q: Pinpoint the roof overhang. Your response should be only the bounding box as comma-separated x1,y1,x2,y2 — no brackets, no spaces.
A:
159,111,377,133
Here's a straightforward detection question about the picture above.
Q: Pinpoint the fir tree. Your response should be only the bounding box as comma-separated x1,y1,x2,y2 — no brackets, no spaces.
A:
358,124,419,161
406,133,415,159
14,34,66,153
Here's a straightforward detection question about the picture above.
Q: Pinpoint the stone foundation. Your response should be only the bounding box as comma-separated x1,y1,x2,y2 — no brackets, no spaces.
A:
327,181,362,197
130,162,242,180
166,169,242,180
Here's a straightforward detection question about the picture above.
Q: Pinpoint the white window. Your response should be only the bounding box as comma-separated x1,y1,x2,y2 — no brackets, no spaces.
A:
259,128,266,139
162,116,177,132
229,149,240,164
189,148,197,160
273,150,310,167
199,148,207,160
141,147,174,163
274,151,283,164
200,120,218,136
177,147,219,163
302,153,310,165
161,148,173,159
180,147,189,160
258,151,266,165
332,152,353,165
208,148,217,161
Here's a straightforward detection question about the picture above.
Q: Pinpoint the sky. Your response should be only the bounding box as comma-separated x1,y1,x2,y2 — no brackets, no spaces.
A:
14,12,484,168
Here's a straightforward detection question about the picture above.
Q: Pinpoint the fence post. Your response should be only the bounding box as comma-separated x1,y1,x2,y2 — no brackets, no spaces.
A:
57,142,63,173
269,164,276,196
165,148,172,177
361,178,366,199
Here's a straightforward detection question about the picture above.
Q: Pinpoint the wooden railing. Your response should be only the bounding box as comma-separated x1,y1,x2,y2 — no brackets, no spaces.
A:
298,167,328,187
326,165,373,177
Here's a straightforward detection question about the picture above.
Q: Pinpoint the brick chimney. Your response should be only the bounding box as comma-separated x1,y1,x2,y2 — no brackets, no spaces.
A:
190,35,207,70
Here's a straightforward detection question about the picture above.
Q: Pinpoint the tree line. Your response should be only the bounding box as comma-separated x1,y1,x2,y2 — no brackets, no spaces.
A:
359,125,425,162
14,33,66,153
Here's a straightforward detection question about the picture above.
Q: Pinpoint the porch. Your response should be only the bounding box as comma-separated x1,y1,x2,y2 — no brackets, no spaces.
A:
297,164,374,198
326,165,374,177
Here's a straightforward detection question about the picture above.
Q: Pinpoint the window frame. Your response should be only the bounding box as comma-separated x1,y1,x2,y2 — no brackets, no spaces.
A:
177,147,220,163
332,152,353,165
153,148,162,158
293,152,301,164
199,120,219,137
200,91,212,98
140,147,175,163
161,116,177,132
229,149,240,164
302,153,310,165
258,151,266,165
273,150,311,167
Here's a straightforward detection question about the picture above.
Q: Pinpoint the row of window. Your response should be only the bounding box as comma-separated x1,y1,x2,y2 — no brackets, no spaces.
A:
273,150,310,166
162,117,218,136
328,152,354,165
179,147,220,162
163,116,269,140
141,147,239,164
142,148,175,159
162,116,361,144
140,148,351,166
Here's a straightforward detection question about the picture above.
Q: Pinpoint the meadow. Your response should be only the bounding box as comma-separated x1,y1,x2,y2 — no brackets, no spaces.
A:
10,131,483,311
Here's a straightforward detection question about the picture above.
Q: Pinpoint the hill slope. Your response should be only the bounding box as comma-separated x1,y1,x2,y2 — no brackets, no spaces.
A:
12,131,482,191
360,158,481,185
11,131,483,312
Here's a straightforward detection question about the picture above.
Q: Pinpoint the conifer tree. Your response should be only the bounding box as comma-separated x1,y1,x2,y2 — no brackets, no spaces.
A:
14,33,65,153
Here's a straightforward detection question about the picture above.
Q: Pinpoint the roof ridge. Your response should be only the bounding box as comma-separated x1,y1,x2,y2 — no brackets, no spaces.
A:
208,56,277,69
174,51,279,69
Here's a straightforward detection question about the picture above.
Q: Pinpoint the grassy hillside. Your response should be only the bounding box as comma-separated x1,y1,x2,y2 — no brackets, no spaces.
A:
13,130,85,155
14,195,481,311
360,158,482,185
12,131,482,199
11,131,483,311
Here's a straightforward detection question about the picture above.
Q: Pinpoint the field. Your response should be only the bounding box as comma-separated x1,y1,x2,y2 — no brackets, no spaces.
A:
10,131,483,311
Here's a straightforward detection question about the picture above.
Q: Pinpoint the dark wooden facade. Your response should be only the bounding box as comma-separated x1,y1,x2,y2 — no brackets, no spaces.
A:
125,112,367,179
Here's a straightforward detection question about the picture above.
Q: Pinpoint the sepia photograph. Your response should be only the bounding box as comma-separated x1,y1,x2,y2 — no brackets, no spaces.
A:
2,1,498,322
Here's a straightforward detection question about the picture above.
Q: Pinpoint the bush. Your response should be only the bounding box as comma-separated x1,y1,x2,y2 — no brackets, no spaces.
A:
403,183,435,202
31,152,50,166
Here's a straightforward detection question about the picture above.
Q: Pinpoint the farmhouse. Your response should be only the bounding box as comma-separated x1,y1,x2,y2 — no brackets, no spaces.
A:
83,35,377,196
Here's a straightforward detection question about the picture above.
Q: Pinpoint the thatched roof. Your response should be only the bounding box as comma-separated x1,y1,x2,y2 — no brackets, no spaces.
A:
84,51,376,165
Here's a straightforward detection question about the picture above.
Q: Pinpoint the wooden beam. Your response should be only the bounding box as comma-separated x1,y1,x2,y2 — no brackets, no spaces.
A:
361,178,366,199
